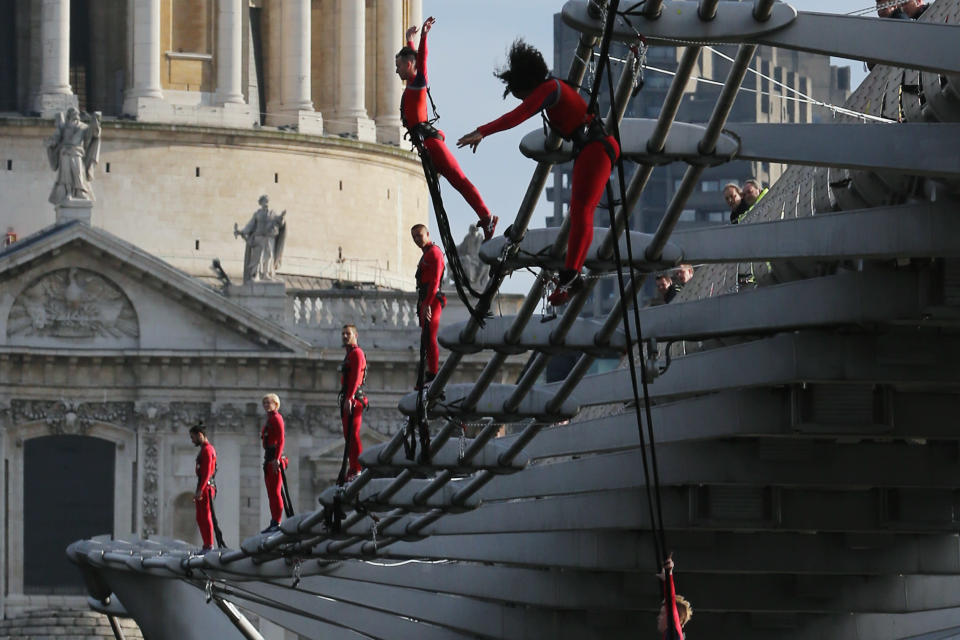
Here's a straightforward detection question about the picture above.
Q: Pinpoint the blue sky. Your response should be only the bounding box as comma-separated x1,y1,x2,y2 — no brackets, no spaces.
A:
420,0,874,292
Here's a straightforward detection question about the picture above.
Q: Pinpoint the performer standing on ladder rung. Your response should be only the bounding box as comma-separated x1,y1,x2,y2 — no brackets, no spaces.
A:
457,39,620,306
338,324,367,483
412,224,446,388
190,422,223,551
395,16,498,242
260,393,287,533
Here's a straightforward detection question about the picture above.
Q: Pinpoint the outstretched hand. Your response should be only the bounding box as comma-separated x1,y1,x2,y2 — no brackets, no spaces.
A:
405,25,417,40
422,16,436,33
457,130,483,153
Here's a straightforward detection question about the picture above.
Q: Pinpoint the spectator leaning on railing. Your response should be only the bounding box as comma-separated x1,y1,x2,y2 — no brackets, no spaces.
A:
724,182,748,224
877,0,927,19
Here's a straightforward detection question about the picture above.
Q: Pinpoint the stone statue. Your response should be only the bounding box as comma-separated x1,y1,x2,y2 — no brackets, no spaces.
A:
44,108,101,205
234,195,287,283
449,223,489,291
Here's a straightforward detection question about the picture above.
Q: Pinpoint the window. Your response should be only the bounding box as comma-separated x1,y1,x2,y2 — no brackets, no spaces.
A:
701,180,720,192
680,209,697,221
707,211,726,222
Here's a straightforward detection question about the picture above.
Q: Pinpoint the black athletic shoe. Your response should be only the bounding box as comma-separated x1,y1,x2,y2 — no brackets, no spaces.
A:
261,521,280,534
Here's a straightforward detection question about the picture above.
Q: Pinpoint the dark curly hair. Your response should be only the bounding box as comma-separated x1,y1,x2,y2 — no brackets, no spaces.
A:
494,39,550,98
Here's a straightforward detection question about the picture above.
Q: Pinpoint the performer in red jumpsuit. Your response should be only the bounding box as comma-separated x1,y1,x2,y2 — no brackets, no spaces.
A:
411,224,445,383
190,423,217,551
658,557,692,639
395,17,498,241
340,325,367,481
458,39,620,306
260,393,285,533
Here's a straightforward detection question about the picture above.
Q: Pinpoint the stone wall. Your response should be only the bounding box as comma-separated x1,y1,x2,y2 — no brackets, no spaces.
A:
0,118,429,289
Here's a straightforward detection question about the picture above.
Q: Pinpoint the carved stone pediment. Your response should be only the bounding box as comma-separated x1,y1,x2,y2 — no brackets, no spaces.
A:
10,399,135,436
7,268,138,342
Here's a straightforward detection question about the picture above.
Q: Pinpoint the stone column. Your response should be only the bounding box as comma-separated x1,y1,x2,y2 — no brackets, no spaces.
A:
123,0,164,118
408,0,422,36
33,0,77,116
375,0,403,145
327,0,376,141
276,0,322,134
215,0,245,105
264,0,283,124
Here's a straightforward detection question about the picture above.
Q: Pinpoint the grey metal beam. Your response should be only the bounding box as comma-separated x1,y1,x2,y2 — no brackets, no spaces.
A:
479,227,682,272
561,331,960,405
646,42,757,262
355,531,960,578
265,574,629,640
674,202,960,263
318,479,480,513
398,383,580,422
563,1,960,76
410,486,960,538
227,580,478,640
291,550,960,615
439,315,627,357
755,11,960,77
726,123,960,179
525,119,960,179
478,439,960,500
562,0,799,45
359,437,526,475
631,269,926,341
504,390,787,457
507,388,960,460
519,118,739,166
302,561,646,610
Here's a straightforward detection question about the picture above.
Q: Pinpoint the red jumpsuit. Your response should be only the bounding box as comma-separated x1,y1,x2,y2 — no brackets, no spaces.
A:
417,242,445,376
402,30,492,224
261,410,285,523
662,570,685,640
194,440,217,549
341,344,367,477
477,79,620,272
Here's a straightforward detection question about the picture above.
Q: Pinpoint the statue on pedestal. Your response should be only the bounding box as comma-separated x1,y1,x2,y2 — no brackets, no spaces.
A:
450,223,489,291
234,195,287,283
44,108,101,205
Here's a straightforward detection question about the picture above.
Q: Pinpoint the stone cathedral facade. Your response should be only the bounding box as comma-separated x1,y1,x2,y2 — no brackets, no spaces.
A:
0,0,521,626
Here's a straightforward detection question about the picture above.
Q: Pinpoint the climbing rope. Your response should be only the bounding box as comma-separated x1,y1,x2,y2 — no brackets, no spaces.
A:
595,0,670,568
407,129,487,325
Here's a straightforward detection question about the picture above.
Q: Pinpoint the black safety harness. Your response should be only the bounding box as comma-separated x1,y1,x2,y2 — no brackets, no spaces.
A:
540,78,619,167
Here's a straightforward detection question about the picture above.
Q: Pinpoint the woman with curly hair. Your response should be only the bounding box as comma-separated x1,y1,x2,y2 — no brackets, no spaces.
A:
458,39,619,306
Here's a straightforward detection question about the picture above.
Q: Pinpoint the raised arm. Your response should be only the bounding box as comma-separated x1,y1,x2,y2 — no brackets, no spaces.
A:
662,559,684,640
457,80,559,152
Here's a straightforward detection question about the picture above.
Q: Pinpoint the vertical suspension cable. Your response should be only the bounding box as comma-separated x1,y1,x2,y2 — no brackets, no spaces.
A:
593,0,668,568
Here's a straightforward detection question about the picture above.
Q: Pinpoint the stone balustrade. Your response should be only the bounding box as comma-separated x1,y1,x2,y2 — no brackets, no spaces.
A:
289,290,420,331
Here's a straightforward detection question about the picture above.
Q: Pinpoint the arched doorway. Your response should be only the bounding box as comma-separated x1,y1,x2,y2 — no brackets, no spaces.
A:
23,436,115,594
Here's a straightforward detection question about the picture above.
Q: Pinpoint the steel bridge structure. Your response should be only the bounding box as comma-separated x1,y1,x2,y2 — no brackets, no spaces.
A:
68,1,960,638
